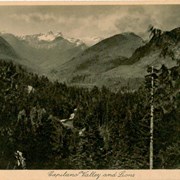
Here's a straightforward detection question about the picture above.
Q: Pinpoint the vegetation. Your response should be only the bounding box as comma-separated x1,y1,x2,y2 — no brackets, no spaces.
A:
0,58,179,169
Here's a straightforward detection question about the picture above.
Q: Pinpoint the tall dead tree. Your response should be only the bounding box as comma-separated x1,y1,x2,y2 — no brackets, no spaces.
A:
150,66,154,169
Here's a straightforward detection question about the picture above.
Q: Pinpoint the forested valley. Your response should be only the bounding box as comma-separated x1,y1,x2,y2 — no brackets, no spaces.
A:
0,59,179,169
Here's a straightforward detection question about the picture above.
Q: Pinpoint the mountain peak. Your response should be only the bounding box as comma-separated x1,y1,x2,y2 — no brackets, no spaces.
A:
67,37,85,47
38,31,63,41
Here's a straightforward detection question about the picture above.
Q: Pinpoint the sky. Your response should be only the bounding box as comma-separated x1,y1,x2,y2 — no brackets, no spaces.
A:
0,5,180,40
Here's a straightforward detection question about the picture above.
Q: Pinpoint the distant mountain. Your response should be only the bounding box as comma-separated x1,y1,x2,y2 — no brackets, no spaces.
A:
0,36,19,59
66,37,86,47
55,28,179,90
1,28,179,91
97,27,180,90
0,35,40,72
56,32,145,85
24,31,64,42
20,31,86,49
105,27,180,77
0,32,87,76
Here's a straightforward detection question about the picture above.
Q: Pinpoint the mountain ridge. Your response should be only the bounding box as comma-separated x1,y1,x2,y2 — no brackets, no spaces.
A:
0,36,19,59
0,32,87,75
56,32,145,82
55,28,179,90
0,27,179,90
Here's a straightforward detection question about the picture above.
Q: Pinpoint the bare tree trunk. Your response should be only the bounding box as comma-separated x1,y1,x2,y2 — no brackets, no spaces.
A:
150,66,154,169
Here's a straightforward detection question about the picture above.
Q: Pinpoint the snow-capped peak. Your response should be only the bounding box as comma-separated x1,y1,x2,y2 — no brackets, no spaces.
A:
19,31,64,42
38,31,63,41
67,37,84,46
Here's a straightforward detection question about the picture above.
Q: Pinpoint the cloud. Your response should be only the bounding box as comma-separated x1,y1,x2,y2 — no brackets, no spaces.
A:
10,13,56,23
114,7,159,38
4,5,180,39
114,6,180,38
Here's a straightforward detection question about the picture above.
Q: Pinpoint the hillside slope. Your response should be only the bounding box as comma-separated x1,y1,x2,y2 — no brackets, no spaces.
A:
57,32,144,83
57,28,179,90
101,27,180,89
0,36,19,59
0,32,87,76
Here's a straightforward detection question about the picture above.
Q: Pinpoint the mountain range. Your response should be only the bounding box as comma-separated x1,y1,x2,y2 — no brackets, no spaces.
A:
0,27,179,90
0,31,87,75
55,28,179,90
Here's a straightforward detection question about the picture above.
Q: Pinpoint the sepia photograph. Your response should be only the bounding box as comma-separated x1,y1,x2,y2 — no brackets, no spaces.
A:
0,1,179,177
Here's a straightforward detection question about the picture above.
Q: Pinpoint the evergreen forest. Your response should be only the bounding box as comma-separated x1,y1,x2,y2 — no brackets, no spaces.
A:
0,59,179,169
